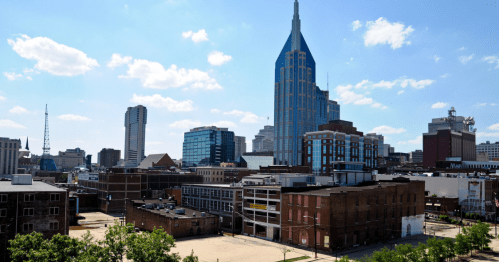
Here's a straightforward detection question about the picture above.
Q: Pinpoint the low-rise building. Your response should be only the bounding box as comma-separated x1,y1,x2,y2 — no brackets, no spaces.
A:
98,148,121,168
424,196,460,215
242,185,282,240
196,166,250,184
126,199,218,238
477,141,499,161
410,150,423,163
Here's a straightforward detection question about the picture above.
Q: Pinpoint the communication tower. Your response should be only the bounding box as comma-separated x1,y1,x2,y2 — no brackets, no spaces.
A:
40,104,57,171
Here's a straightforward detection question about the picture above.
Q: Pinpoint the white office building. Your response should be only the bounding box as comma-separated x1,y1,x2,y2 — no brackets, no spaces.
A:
477,141,499,161
0,137,20,176
124,105,147,166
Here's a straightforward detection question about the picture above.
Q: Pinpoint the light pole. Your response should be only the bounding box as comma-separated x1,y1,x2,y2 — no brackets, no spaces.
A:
304,213,318,259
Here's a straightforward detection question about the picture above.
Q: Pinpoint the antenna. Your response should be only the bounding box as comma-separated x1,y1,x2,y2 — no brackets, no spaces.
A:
267,116,269,125
42,104,51,156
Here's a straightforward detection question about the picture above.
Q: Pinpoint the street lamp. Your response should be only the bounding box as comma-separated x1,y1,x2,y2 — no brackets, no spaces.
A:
455,208,463,234
303,213,318,259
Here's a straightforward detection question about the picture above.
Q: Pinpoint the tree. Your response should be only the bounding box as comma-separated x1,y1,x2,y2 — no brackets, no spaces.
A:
126,227,181,262
182,250,199,262
426,237,445,262
441,238,455,261
474,221,493,251
408,243,429,262
454,233,471,257
100,222,134,262
338,255,350,262
370,247,400,262
280,246,292,262
8,232,50,262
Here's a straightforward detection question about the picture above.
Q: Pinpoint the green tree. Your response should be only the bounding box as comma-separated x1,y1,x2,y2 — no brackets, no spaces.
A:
426,237,445,262
8,232,50,262
441,238,455,261
126,227,181,262
474,221,493,251
182,250,199,262
339,255,350,262
408,243,429,262
395,243,413,262
100,222,134,262
371,247,401,262
280,246,292,262
454,233,471,257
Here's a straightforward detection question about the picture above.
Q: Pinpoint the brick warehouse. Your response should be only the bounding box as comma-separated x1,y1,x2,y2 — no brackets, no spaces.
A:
0,175,69,262
126,199,218,238
280,179,425,251
97,173,141,213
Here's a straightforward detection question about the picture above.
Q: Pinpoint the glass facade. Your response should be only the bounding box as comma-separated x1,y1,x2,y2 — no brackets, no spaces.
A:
182,127,235,168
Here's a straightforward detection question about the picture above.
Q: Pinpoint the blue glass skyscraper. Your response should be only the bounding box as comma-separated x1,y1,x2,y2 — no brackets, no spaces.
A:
274,0,337,166
182,126,235,168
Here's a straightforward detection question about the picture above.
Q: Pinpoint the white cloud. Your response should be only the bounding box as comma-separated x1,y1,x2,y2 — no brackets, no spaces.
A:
8,35,99,76
3,72,23,80
335,84,385,108
431,102,448,109
371,103,383,108
57,114,91,121
211,109,221,113
26,76,32,80
354,97,374,105
483,56,499,69
489,123,499,131
79,100,84,103
146,141,164,145
107,53,132,68
398,135,422,145
459,54,474,64
397,90,404,95
224,110,259,123
369,125,406,134
352,20,362,31
209,120,237,128
372,80,398,89
182,29,208,43
364,17,414,49
433,55,441,63
475,103,487,107
440,73,449,78
207,51,232,66
354,79,370,89
0,96,6,101
130,94,195,112
459,47,465,51
119,59,222,90
169,119,201,129
477,132,499,138
399,79,434,89
492,103,497,106
0,119,26,129
9,106,29,114
23,68,34,74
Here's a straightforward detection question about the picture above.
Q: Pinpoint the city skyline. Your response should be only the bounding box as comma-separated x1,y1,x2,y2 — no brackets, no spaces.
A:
0,0,498,160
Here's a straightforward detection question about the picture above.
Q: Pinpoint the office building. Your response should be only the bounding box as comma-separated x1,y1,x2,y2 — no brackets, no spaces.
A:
52,148,85,170
409,150,423,163
0,175,69,260
303,120,378,175
196,166,251,184
366,133,384,157
0,138,20,176
242,186,282,240
476,141,499,161
328,100,340,121
423,108,476,168
182,126,235,168
98,148,121,168
252,125,274,153
274,0,338,166
124,105,147,166
234,136,246,160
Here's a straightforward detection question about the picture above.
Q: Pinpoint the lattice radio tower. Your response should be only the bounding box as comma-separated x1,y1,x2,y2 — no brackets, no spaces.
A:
42,104,51,157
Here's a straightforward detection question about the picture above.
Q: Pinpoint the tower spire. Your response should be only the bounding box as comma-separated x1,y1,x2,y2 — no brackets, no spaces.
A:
42,104,51,157
291,0,301,51
25,136,29,151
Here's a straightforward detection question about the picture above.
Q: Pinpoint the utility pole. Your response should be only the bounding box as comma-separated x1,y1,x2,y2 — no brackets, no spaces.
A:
314,212,317,259
232,203,235,237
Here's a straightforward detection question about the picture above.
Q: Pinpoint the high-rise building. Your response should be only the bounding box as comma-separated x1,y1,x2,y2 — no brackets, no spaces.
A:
410,150,423,163
423,107,476,168
252,125,274,153
476,141,499,161
234,136,246,160
124,105,147,166
366,133,384,156
0,137,21,176
182,126,235,168
99,148,121,168
274,0,338,166
328,100,340,121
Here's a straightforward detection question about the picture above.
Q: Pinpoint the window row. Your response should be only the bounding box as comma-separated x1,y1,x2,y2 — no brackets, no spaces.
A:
0,207,59,217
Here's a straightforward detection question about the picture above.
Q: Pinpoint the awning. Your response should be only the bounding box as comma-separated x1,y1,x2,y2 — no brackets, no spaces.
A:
434,203,441,207
426,203,432,206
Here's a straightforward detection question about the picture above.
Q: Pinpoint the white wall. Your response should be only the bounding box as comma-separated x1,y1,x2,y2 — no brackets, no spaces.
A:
401,215,424,237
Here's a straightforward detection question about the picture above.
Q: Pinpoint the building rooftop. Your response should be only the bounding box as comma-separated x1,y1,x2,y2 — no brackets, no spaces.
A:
0,180,67,192
183,183,242,188
130,199,217,219
285,181,415,196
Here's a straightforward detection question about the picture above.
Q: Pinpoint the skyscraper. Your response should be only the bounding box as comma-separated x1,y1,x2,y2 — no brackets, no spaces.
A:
124,105,147,166
274,0,335,165
234,136,246,160
182,126,235,168
252,125,275,153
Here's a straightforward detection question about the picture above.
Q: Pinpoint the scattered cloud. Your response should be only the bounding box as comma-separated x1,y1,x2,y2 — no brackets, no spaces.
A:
119,58,222,90
207,51,232,66
0,119,26,129
399,79,434,89
3,72,22,80
372,80,398,89
146,141,164,145
476,132,499,138
210,109,221,113
364,17,414,49
169,119,201,129
397,90,404,95
0,96,6,101
489,123,499,131
459,54,474,64
459,47,465,51
107,53,132,68
57,114,91,121
182,29,208,43
492,103,497,106
130,94,195,112
209,120,237,128
334,84,386,109
440,73,449,78
368,125,406,134
26,76,32,80
433,55,441,63
353,78,434,90
352,20,362,31
431,102,448,109
354,79,370,89
398,135,422,145
483,56,499,69
223,110,259,123
8,35,99,76
9,106,29,114
475,103,487,107
79,100,84,103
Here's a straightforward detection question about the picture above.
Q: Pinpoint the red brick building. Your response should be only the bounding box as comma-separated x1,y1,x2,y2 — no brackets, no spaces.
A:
423,129,476,168
281,179,425,251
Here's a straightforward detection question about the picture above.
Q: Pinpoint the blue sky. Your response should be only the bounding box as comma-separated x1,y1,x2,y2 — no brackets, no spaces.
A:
1,0,498,160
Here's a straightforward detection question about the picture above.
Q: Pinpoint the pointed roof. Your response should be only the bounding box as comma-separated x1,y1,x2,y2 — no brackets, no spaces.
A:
25,136,29,151
291,0,301,51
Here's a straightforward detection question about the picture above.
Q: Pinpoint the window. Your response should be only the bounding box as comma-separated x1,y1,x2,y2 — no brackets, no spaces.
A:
0,209,6,217
414,194,417,203
316,231,321,245
23,223,34,232
317,196,321,208
0,225,6,233
375,210,379,220
367,196,370,206
355,197,359,207
289,210,292,220
355,211,359,222
367,211,370,221
298,195,301,206
289,195,292,205
25,194,35,202
400,194,403,203
376,196,379,205
289,226,292,239
49,207,59,215
297,210,301,222
392,209,395,218
304,196,308,207
317,213,321,224
414,206,416,215
0,194,7,203
407,194,410,202
304,211,308,223
24,208,34,216
384,209,387,219
407,207,410,216
49,222,59,230
384,196,387,205
392,195,395,204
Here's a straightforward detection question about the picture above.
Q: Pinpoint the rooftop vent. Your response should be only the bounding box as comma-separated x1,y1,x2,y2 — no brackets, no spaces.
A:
12,174,32,185
201,212,206,217
192,213,196,217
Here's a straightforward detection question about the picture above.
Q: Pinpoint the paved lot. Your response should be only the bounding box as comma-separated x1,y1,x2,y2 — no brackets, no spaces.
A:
70,213,499,261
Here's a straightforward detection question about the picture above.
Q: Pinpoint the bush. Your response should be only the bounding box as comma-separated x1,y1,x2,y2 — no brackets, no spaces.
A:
439,215,450,222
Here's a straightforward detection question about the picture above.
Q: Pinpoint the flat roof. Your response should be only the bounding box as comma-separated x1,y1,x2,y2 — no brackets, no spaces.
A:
286,182,414,196
183,184,242,188
0,181,66,192
131,199,217,219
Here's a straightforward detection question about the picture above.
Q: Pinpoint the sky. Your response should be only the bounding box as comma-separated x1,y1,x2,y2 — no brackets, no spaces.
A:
0,0,498,161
